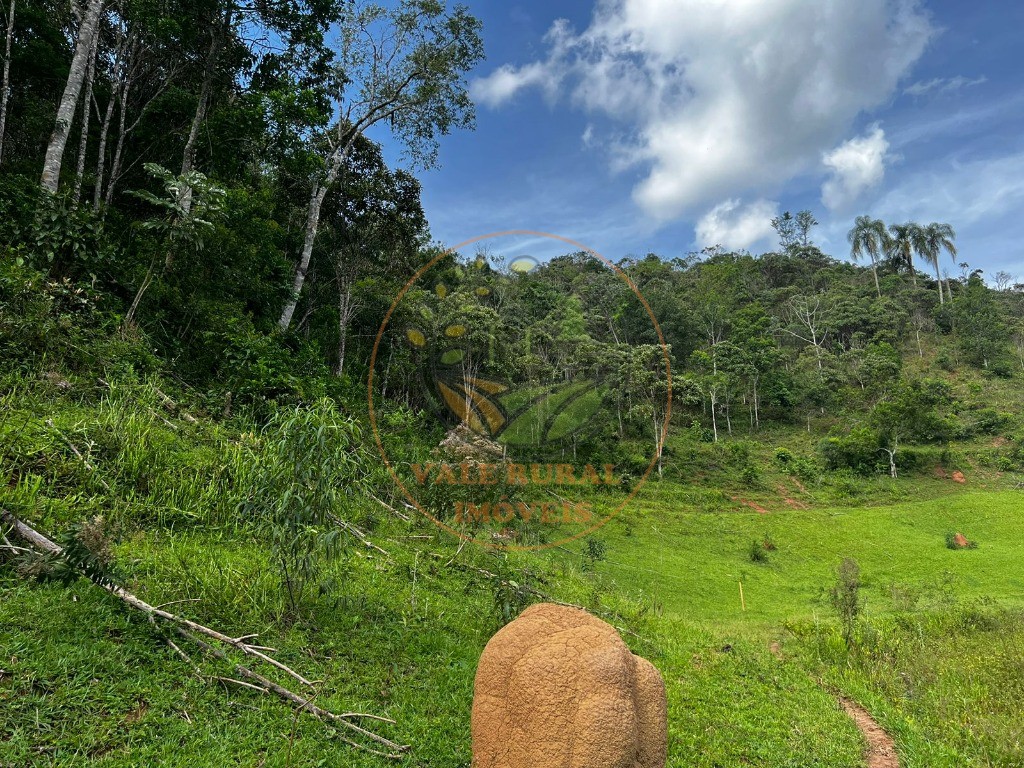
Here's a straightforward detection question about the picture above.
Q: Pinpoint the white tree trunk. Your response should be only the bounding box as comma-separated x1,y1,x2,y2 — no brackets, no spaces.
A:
179,8,231,216
103,79,128,206
335,274,359,376
71,30,99,203
0,0,15,166
41,0,104,193
92,84,116,210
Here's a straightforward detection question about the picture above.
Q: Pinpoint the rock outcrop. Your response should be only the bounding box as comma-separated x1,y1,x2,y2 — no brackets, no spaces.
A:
471,603,667,768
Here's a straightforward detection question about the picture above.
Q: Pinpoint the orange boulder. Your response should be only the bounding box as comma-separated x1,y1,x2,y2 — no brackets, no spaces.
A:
471,603,667,768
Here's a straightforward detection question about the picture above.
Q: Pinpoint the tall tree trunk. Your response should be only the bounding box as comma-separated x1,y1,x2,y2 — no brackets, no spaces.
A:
103,68,130,207
752,377,759,430
41,0,104,193
870,257,880,298
92,84,116,209
178,7,232,217
709,392,718,443
0,0,15,166
934,262,944,304
71,31,100,204
335,271,358,376
93,22,126,211
279,140,349,331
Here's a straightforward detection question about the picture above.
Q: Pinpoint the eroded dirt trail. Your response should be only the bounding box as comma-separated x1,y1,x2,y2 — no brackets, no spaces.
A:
838,697,900,768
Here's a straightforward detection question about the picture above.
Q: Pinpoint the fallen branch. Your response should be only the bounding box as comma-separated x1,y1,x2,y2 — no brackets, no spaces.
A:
368,493,411,522
44,419,113,493
327,512,392,561
2,510,408,758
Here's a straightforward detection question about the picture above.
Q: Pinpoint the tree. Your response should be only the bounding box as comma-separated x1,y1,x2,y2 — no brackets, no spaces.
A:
40,0,105,193
870,379,954,478
829,557,862,648
922,222,957,304
847,215,889,297
277,0,484,331
887,222,923,287
771,210,817,252
0,0,15,165
123,163,226,326
780,294,829,374
771,211,797,250
953,273,1008,370
322,137,427,375
795,210,818,247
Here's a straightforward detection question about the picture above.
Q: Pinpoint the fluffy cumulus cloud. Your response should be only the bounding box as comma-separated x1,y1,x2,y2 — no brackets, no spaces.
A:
820,124,890,211
472,0,934,221
695,198,779,251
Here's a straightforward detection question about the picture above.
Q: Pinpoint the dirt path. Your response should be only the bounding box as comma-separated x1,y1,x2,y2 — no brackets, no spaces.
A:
768,644,899,767
839,696,900,768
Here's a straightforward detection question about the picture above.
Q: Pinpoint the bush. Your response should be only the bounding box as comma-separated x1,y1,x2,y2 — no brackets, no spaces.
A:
773,447,794,466
749,539,769,564
819,426,881,476
829,557,863,648
237,400,370,618
583,538,607,569
945,531,978,550
740,463,762,488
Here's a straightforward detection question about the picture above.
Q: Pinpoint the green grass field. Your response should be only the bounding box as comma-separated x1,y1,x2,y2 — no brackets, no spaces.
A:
3,377,1023,767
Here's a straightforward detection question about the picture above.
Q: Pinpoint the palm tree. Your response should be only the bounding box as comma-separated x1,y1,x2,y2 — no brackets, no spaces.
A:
848,216,889,297
888,222,926,288
923,222,957,303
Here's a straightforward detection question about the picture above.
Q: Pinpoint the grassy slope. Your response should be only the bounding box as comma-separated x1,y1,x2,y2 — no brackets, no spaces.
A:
3,350,1024,766
590,488,1024,627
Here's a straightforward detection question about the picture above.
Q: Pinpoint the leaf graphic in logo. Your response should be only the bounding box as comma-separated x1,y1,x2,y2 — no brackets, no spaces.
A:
498,379,602,446
437,377,508,435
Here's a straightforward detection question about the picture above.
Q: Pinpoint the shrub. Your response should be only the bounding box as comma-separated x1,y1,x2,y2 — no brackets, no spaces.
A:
583,538,607,569
945,531,978,550
774,447,794,466
238,400,370,618
740,463,762,488
819,426,881,475
935,351,955,371
829,557,863,648
687,420,714,443
749,539,769,564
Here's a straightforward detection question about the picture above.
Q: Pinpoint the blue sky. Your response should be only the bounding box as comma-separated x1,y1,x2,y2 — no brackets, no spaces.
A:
376,1,1024,278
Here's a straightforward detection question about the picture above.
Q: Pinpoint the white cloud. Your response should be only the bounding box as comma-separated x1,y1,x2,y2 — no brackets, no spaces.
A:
695,198,778,251
904,75,987,97
874,151,1024,228
469,62,556,108
820,124,890,211
471,0,934,222
581,124,595,148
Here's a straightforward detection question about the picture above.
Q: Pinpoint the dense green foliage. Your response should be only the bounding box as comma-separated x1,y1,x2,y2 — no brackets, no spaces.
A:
3,2,1024,766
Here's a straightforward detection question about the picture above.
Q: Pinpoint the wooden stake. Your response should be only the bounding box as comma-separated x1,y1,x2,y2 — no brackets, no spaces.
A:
739,581,746,612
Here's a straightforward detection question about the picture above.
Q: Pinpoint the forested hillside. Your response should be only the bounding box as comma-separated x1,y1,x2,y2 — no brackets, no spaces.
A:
3,1,1024,766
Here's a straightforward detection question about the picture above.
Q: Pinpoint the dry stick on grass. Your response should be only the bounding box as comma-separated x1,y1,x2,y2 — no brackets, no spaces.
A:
326,512,392,561
368,492,411,522
44,419,113,493
1,510,408,758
